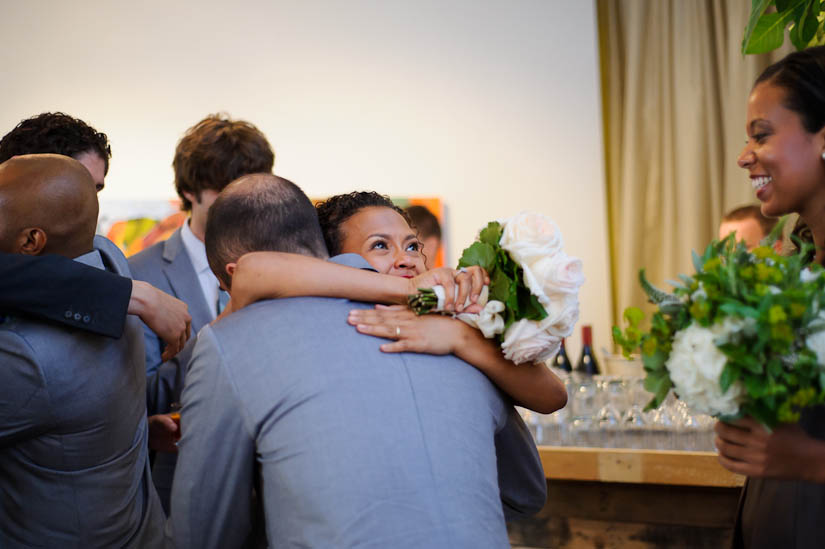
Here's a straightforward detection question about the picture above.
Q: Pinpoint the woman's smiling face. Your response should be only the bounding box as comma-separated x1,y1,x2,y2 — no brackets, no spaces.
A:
339,206,426,277
738,82,825,219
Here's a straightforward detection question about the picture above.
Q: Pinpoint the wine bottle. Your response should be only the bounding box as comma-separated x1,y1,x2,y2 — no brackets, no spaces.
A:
554,338,572,372
576,325,599,375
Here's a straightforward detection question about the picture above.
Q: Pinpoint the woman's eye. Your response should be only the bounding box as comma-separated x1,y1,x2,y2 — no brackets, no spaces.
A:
752,133,769,144
406,241,421,252
370,240,388,250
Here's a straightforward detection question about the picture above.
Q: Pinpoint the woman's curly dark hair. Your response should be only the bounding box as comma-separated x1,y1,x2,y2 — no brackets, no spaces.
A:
0,112,111,173
315,191,411,256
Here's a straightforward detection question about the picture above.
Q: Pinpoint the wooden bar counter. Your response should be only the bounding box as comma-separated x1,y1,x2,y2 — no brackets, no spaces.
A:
507,446,745,549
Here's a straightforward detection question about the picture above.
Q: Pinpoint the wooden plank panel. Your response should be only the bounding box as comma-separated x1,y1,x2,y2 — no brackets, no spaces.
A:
509,517,733,549
539,446,745,487
542,480,740,527
508,478,740,548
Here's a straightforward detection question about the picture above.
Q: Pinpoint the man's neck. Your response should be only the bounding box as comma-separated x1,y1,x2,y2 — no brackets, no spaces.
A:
188,215,206,242
50,245,94,260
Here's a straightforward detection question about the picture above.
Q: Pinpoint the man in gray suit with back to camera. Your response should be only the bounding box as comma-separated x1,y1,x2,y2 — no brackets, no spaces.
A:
0,154,165,548
168,173,546,549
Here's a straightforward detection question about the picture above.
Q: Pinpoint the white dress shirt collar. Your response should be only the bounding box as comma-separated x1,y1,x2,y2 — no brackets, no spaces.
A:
74,249,105,269
180,219,219,319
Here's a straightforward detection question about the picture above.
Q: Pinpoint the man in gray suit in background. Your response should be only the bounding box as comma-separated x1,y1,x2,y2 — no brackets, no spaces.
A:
168,173,546,548
128,114,275,511
0,155,165,547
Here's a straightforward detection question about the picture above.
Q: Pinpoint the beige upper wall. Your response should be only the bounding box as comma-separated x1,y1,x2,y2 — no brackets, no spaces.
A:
0,0,612,360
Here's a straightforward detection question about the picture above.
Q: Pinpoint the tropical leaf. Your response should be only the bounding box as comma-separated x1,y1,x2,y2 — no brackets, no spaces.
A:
747,12,792,53
743,0,776,53
790,0,821,49
745,0,811,53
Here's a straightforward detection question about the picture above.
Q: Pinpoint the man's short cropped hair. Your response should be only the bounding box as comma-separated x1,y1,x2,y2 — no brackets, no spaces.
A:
722,205,777,237
404,205,442,240
0,112,111,173
173,114,274,211
205,174,328,288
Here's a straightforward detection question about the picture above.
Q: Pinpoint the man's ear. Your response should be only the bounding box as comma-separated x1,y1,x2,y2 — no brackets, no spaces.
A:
223,263,237,290
182,190,201,206
16,228,47,255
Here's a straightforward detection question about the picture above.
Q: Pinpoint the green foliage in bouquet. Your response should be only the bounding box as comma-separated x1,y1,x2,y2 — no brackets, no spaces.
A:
456,222,548,338
408,221,548,341
613,231,825,428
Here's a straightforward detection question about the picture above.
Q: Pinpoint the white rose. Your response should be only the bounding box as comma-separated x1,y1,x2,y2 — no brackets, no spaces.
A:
665,321,745,417
540,293,580,338
499,212,564,266
522,253,585,305
501,318,561,365
806,312,825,366
713,316,757,343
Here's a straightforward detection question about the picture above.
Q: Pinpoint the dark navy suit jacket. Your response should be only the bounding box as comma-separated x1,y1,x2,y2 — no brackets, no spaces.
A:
0,249,131,338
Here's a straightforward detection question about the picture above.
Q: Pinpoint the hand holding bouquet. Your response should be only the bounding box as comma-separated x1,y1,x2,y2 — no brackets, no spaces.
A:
409,212,584,364
614,232,825,427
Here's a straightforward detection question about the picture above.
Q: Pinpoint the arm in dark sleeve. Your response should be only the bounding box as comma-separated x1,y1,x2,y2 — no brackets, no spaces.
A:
0,252,131,338
495,406,547,520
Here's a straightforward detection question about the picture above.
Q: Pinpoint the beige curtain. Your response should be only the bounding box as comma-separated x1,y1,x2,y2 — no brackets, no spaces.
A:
598,0,792,325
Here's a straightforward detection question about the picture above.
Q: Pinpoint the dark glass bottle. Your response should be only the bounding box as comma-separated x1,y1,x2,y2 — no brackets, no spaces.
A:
554,338,572,372
575,325,600,375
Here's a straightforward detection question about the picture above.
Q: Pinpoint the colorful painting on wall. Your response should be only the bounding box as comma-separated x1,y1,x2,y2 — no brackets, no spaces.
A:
97,199,185,258
98,196,446,267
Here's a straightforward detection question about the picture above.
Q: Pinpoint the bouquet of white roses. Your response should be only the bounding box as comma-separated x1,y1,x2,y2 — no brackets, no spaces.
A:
408,212,584,365
613,232,825,427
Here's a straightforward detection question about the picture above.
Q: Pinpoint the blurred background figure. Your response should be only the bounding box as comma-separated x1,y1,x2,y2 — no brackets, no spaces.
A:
718,205,777,250
405,205,442,269
129,113,274,514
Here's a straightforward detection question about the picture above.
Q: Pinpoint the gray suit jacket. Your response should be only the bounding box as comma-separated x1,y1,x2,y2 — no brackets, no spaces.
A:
128,227,214,513
128,227,214,384
168,254,547,549
0,240,165,548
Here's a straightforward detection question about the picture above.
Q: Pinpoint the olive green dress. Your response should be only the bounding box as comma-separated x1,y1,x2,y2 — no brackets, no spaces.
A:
734,224,825,548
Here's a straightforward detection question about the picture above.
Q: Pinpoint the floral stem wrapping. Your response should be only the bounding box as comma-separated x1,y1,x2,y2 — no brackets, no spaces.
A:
408,288,439,313
408,212,584,364
613,228,825,428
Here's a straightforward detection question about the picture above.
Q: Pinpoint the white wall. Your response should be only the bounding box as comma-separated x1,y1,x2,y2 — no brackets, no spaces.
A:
1,0,612,362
